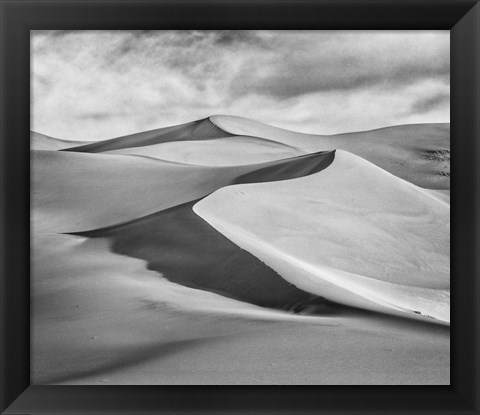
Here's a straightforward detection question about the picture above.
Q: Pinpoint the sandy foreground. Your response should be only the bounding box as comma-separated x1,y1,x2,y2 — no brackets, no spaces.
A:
31,116,450,385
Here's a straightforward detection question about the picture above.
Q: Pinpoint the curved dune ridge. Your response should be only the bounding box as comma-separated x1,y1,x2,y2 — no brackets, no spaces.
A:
210,114,322,147
76,200,324,311
210,115,450,189
55,114,450,188
31,115,450,384
32,149,333,233
64,118,231,153
194,150,449,323
103,136,303,166
32,116,449,322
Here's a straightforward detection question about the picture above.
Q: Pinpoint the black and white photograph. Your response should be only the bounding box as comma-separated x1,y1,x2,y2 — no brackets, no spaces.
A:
31,30,450,385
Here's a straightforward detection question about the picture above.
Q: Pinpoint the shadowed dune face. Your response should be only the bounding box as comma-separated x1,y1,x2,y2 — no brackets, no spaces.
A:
32,234,305,384
33,149,334,234
31,114,450,384
50,114,450,189
210,115,450,189
64,118,231,153
32,235,449,385
233,150,334,184
196,150,449,289
72,151,335,310
78,201,323,310
194,150,449,322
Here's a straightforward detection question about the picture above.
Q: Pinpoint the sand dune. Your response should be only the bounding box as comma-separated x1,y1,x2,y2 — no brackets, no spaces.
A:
210,115,450,189
78,200,322,310
31,233,286,384
104,136,303,166
48,115,449,188
194,150,449,323
32,233,449,385
210,115,323,147
64,118,230,153
31,115,450,385
31,131,92,150
33,149,333,233
329,124,450,189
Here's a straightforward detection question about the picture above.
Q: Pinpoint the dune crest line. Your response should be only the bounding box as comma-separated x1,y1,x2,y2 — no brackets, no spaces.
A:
34,149,335,234
31,113,450,385
193,150,449,324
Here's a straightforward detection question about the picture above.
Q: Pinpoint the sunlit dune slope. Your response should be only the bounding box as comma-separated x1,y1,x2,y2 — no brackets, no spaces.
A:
210,115,324,147
104,136,303,166
210,115,450,189
330,124,450,189
30,112,451,385
31,131,93,150
194,150,450,323
77,200,322,310
33,149,333,233
55,115,449,188
64,118,230,153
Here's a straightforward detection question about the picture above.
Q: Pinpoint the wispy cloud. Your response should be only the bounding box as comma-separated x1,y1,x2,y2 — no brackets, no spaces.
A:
31,30,449,140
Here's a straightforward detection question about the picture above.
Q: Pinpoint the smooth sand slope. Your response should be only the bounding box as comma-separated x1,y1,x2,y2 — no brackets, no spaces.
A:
64,117,304,166
194,150,449,323
31,131,93,150
78,200,322,310
64,118,231,153
53,115,449,188
210,115,450,189
31,115,450,385
33,149,333,233
103,136,303,166
32,233,449,385
327,124,450,189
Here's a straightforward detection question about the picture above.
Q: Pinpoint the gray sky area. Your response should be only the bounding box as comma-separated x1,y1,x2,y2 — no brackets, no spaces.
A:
31,30,450,141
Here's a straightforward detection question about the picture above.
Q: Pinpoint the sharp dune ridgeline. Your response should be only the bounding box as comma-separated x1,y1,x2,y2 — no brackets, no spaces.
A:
32,115,450,385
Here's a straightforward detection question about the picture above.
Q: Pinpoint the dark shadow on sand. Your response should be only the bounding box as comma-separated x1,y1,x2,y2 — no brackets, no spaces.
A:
75,151,336,311
78,199,325,310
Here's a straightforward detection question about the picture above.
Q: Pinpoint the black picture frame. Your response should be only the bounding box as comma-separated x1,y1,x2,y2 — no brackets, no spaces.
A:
1,0,479,413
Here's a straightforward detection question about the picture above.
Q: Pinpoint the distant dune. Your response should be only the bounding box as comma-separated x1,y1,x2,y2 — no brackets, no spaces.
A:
56,115,449,189
31,115,450,385
104,136,303,166
31,131,93,150
210,115,450,189
64,118,230,153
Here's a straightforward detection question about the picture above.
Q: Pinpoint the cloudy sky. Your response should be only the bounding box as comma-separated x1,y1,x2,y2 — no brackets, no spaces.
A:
31,30,449,141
